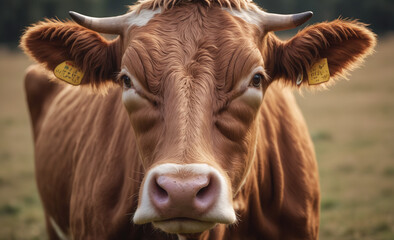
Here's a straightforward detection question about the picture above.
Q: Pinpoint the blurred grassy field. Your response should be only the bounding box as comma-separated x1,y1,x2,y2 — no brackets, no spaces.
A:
296,34,394,240
0,35,393,239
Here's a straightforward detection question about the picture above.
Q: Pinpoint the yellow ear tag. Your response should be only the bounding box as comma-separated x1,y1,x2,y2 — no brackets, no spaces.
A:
54,61,84,86
307,58,330,85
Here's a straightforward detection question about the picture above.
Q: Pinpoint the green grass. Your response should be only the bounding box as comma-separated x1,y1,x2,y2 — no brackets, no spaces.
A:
0,35,394,239
0,204,21,216
0,48,47,239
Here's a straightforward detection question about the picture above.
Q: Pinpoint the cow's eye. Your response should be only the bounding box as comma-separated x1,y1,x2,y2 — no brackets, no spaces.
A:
250,74,263,88
121,75,132,88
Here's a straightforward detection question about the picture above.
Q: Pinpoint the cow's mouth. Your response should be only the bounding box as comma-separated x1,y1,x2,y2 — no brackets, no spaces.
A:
152,217,217,234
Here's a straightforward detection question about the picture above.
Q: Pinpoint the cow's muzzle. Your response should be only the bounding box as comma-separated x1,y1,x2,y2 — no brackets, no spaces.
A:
133,163,236,234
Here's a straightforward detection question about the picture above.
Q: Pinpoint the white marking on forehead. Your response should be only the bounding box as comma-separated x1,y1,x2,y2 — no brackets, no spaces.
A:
223,8,265,28
127,8,162,27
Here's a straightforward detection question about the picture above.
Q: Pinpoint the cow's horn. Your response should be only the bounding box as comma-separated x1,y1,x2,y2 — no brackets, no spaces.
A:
262,11,313,32
69,11,131,35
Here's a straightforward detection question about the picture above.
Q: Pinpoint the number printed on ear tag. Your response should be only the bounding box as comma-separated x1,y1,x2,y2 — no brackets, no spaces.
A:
307,58,330,85
54,61,84,86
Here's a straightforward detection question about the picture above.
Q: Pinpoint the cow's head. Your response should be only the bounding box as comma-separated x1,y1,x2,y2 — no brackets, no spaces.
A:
21,0,375,236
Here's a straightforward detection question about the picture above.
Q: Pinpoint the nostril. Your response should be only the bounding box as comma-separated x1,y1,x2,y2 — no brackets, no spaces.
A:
196,177,212,200
196,185,210,200
194,175,218,210
156,181,168,201
151,176,169,204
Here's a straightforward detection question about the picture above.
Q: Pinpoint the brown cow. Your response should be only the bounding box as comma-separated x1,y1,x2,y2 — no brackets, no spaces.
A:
21,0,376,239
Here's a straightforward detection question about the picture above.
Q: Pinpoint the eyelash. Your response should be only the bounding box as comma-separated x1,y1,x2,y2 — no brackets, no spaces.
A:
121,74,132,88
249,73,264,88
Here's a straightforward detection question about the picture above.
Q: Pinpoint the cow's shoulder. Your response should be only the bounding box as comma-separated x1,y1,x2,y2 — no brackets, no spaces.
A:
24,64,63,139
261,83,316,166
260,83,320,238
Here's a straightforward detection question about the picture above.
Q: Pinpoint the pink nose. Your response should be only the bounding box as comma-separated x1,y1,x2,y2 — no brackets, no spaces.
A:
149,173,219,218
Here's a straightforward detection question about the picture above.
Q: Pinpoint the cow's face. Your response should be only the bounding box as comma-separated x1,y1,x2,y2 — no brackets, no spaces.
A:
21,1,376,236
120,5,268,233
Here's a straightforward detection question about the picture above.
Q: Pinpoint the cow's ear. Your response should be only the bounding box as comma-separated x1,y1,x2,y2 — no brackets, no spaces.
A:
265,19,376,87
21,19,120,88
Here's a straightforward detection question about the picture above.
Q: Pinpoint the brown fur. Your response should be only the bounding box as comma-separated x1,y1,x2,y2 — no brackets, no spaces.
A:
20,0,376,239
263,19,376,87
21,19,121,90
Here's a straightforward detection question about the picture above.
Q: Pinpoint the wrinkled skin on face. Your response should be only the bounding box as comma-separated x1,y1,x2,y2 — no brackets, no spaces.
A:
120,6,269,234
121,4,265,194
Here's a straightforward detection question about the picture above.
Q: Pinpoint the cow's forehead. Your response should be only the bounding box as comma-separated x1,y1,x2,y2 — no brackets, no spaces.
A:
122,5,264,93
128,6,261,44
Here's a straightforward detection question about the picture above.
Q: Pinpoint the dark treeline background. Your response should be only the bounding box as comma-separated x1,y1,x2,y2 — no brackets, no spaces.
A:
1,0,393,47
